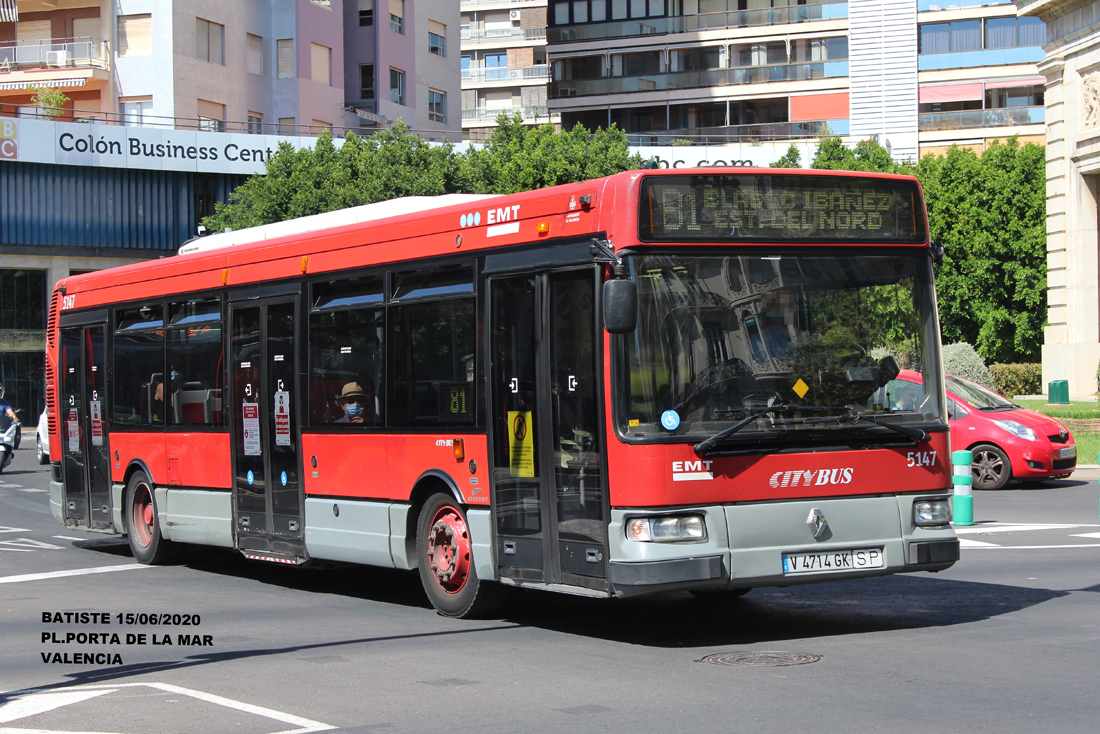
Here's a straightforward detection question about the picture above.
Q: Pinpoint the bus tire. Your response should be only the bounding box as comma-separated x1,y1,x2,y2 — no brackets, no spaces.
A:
416,492,504,618
126,471,181,565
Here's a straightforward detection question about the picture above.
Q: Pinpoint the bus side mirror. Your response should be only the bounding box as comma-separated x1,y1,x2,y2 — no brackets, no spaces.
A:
603,279,637,334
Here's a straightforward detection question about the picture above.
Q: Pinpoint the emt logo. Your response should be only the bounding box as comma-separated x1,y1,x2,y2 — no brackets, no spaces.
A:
672,460,714,481
1,119,16,160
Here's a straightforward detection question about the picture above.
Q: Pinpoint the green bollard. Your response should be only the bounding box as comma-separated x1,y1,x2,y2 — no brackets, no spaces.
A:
953,449,974,526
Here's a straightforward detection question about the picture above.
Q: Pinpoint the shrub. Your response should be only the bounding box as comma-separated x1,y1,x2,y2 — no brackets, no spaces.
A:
989,363,1042,398
942,342,994,388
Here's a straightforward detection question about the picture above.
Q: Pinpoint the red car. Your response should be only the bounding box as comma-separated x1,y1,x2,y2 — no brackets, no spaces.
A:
888,370,1077,489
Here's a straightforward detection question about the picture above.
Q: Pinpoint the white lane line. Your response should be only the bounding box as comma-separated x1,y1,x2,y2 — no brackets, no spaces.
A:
959,538,1000,548
962,543,1100,550
0,527,30,533
0,683,335,734
1071,532,1100,539
51,536,90,541
0,564,146,585
954,523,1088,534
15,488,47,494
0,689,116,724
0,728,128,734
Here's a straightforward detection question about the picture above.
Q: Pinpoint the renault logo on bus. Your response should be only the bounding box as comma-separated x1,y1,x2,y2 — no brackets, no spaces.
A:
769,468,854,488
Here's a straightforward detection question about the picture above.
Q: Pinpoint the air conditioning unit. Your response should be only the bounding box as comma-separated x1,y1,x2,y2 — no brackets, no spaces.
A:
47,50,68,68
509,10,522,21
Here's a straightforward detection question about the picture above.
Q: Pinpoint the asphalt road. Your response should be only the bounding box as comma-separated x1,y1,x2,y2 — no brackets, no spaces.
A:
2,444,1099,734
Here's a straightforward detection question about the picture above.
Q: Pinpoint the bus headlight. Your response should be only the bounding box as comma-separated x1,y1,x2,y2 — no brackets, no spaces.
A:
626,514,707,542
913,499,952,527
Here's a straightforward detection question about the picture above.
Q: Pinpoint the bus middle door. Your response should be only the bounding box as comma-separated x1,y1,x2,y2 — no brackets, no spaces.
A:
229,297,305,563
59,322,112,530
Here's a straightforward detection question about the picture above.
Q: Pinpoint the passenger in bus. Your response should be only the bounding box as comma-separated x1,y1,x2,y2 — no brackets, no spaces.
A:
334,382,369,424
151,366,182,422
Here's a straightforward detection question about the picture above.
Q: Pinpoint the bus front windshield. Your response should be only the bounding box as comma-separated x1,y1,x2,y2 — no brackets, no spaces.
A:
618,251,945,446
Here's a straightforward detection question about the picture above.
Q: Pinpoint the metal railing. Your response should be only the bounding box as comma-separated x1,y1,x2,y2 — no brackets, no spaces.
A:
462,65,550,83
462,105,552,122
918,106,1044,131
550,61,848,98
460,27,547,44
0,37,110,72
0,104,464,143
623,120,842,146
547,3,848,43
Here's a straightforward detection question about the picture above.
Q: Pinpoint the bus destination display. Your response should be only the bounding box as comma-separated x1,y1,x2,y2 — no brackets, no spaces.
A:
640,174,927,244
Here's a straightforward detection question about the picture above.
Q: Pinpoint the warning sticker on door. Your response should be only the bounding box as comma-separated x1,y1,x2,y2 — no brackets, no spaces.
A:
274,391,291,447
90,400,104,447
242,402,261,456
507,410,534,478
67,408,79,452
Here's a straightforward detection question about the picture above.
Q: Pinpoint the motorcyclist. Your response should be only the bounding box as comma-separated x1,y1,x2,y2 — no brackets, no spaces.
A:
0,384,18,425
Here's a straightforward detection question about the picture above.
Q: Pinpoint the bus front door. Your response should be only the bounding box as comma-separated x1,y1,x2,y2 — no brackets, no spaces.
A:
490,268,608,592
59,324,112,530
229,299,305,562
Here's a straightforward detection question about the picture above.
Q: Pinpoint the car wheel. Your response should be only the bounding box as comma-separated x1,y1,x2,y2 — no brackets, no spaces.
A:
971,444,1011,490
36,438,48,465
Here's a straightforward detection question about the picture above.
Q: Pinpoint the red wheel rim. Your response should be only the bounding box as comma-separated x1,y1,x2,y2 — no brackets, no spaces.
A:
131,482,154,548
427,505,472,594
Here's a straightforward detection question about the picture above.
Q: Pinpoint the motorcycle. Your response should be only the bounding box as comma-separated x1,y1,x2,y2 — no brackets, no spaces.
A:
0,415,20,474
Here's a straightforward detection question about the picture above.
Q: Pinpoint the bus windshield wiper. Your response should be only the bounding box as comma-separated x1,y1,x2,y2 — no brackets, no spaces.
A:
693,404,796,457
801,411,930,442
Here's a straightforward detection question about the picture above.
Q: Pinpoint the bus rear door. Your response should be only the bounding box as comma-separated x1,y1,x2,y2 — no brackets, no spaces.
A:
229,296,305,562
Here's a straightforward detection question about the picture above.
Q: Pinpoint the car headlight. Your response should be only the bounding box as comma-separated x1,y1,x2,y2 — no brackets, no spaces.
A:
994,420,1037,441
626,514,707,542
913,498,952,527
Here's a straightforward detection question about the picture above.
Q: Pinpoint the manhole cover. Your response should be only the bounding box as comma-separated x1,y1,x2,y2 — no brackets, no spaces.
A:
696,651,822,667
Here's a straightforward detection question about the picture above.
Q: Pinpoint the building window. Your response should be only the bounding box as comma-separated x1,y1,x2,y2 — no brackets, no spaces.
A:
360,0,374,26
429,89,446,123
247,34,263,75
196,18,225,65
390,67,405,105
553,0,662,25
428,20,446,57
920,16,1046,54
311,42,331,85
277,39,294,78
248,113,263,134
360,64,375,99
0,269,47,331
120,97,153,126
485,52,507,81
278,117,296,135
117,14,152,57
389,0,404,34
197,99,225,132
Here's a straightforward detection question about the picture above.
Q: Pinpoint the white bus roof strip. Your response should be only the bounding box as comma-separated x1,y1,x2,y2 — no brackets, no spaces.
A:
178,193,501,256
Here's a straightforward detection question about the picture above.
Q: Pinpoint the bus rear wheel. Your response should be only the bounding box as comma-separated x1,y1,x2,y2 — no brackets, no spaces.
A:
126,471,181,564
416,492,503,618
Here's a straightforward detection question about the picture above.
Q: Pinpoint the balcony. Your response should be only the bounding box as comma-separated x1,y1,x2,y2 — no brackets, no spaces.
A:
462,105,552,123
547,3,848,44
623,119,850,146
550,61,848,99
460,27,547,46
462,65,550,84
918,106,1044,131
0,37,110,97
462,0,545,7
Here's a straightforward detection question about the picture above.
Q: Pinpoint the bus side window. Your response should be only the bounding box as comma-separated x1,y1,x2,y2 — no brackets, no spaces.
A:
166,298,224,427
113,305,165,428
390,299,475,427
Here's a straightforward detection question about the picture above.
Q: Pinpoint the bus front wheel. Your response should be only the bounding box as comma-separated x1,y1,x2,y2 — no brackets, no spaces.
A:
126,471,181,564
416,492,504,618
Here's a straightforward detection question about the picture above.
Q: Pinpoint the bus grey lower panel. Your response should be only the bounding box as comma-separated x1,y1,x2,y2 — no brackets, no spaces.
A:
50,481,64,525
305,497,394,568
609,556,725,587
162,489,234,548
111,483,125,533
465,508,496,582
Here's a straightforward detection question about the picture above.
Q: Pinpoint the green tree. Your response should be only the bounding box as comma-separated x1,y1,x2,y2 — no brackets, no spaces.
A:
460,112,643,194
770,145,801,168
28,85,69,118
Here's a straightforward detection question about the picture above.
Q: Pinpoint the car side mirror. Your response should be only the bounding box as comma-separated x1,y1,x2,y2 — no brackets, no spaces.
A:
603,279,637,334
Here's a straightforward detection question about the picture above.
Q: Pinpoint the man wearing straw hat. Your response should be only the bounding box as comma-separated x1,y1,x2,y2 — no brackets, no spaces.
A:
334,382,370,424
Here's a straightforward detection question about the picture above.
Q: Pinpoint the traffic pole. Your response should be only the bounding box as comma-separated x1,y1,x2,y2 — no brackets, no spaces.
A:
952,449,974,526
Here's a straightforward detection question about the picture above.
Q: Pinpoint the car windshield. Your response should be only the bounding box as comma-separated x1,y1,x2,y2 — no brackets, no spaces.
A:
616,251,946,444
945,375,1017,410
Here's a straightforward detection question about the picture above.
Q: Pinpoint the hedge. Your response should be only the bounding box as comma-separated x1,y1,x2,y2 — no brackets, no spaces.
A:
989,363,1042,398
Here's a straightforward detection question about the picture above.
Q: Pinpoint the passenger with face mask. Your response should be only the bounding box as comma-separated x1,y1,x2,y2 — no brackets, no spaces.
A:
334,382,369,424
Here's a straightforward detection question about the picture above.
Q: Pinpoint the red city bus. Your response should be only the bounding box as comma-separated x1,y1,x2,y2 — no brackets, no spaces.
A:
46,168,959,617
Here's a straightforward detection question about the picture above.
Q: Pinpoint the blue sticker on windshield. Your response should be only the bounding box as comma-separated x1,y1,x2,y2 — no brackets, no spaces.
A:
281,471,288,487
661,410,681,431
246,470,254,485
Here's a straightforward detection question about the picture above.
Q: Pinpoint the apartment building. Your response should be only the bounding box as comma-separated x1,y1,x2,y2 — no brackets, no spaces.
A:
544,0,1046,160
461,0,559,140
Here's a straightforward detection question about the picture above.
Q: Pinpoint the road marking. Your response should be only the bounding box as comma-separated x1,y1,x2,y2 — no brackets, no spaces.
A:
51,536,88,541
958,538,1000,548
0,564,146,585
0,683,335,734
0,689,116,724
0,539,62,551
962,543,1100,550
1071,532,1100,539
0,526,29,534
15,488,47,493
954,523,1088,535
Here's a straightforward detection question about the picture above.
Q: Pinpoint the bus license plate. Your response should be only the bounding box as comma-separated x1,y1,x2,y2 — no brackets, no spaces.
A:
1059,446,1076,459
782,548,884,575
